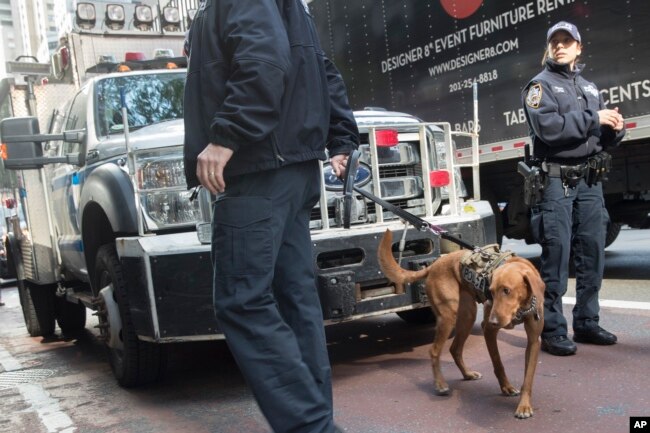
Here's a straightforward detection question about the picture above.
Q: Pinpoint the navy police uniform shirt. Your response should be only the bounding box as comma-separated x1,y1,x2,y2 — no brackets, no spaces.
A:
522,59,623,163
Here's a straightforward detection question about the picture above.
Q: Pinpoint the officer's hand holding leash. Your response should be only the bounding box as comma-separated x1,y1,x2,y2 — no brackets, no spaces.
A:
330,153,350,178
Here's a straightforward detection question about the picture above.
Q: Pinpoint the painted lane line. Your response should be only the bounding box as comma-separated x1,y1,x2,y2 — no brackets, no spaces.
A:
564,297,650,310
17,383,77,433
0,344,76,433
0,345,23,371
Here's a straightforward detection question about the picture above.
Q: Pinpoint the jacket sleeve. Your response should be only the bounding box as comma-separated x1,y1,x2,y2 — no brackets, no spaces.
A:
522,80,600,147
324,56,360,156
209,0,291,152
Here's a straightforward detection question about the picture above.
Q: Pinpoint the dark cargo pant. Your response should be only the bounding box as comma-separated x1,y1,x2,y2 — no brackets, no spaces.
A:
211,160,334,433
530,177,609,338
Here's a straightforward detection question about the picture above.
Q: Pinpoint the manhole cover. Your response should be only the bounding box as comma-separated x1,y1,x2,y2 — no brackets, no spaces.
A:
0,369,55,389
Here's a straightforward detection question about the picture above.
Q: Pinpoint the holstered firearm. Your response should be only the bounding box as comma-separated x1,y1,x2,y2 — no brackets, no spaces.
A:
584,151,612,186
518,161,545,207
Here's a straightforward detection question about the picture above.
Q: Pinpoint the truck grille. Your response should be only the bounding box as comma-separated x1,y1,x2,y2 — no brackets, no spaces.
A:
310,135,432,229
379,167,413,178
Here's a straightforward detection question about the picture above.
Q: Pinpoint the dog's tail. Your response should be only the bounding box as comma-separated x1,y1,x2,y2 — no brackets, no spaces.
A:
378,229,430,289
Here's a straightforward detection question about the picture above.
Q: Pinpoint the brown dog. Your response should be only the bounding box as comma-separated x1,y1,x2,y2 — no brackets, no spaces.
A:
378,229,545,418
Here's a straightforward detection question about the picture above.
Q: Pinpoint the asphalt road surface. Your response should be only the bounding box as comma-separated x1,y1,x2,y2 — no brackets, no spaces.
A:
1,228,649,433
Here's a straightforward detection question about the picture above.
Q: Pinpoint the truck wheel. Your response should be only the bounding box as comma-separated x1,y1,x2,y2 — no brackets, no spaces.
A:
396,307,436,325
55,297,87,335
94,244,165,387
605,222,622,248
17,280,56,337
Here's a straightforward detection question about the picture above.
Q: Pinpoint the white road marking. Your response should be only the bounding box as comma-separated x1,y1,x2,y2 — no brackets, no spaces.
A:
564,297,650,310
0,345,23,371
0,345,76,433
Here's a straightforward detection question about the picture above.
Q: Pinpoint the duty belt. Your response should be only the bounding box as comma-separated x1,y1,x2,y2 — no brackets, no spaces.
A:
541,161,586,179
541,152,612,189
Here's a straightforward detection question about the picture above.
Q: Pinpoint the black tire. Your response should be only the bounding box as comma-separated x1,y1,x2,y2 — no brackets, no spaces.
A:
396,307,436,325
17,280,56,337
605,222,622,248
95,244,165,387
55,297,87,335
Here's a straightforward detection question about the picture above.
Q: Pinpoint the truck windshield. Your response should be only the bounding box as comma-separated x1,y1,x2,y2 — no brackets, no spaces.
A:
95,72,185,136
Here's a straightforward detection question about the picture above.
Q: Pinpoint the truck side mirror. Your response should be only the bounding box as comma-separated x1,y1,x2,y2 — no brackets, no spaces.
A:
1,117,87,169
0,117,44,169
61,130,88,167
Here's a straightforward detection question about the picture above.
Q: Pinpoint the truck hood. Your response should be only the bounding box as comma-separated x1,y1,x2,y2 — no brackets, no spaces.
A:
123,119,185,151
95,119,185,156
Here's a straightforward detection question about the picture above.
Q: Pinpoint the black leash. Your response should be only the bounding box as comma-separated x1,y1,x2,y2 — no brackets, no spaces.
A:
342,150,478,251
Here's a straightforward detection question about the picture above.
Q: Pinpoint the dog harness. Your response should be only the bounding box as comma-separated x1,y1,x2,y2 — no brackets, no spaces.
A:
460,245,540,322
460,244,514,303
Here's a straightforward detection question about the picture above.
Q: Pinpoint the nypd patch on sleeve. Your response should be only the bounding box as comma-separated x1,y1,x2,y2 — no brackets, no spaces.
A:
525,83,542,109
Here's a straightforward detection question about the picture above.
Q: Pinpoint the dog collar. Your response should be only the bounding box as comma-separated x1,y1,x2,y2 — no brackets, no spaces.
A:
512,295,541,324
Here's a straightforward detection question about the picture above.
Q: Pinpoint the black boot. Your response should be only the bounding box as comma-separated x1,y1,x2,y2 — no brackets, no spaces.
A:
573,326,617,345
541,335,577,356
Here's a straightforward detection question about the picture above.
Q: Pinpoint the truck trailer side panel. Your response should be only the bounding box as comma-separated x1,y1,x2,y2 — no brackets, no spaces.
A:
311,0,650,146
311,0,650,237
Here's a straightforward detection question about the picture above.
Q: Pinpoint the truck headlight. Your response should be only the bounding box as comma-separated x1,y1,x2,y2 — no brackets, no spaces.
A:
135,148,200,229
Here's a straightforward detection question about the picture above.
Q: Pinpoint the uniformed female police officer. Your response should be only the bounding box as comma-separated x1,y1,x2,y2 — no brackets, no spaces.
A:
521,21,625,356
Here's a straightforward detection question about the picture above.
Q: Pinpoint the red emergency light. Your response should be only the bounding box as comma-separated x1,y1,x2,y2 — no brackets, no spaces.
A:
374,129,399,147
429,170,450,187
124,52,146,61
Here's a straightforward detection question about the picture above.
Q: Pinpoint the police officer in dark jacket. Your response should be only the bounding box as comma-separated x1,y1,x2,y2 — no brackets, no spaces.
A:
522,21,625,356
183,1,359,432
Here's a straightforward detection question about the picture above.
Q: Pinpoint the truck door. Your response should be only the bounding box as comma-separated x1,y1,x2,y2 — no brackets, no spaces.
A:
51,87,89,277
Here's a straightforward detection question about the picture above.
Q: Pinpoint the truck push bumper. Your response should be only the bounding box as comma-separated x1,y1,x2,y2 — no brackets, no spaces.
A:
116,232,219,343
116,200,495,341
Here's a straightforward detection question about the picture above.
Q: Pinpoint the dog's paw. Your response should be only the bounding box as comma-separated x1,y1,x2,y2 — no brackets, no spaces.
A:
434,383,450,395
501,385,520,396
462,370,483,381
514,405,534,419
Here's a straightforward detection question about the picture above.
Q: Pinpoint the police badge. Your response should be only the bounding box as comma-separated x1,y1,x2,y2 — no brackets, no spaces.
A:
526,83,543,109
583,84,599,98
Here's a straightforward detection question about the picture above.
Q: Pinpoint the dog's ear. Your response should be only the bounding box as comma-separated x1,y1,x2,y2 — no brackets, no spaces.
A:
523,269,545,297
